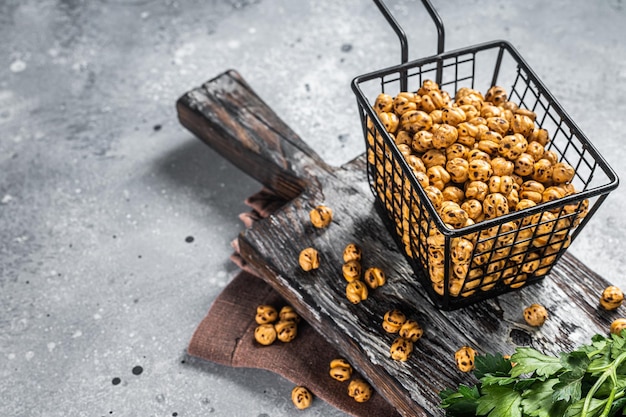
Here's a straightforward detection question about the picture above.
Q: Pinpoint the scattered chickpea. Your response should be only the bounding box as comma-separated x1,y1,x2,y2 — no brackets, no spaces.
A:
611,318,626,336
329,358,353,382
363,266,386,289
390,337,414,361
291,386,313,410
309,205,333,228
299,247,320,271
455,346,477,372
347,379,373,403
382,309,407,333
523,303,548,327
343,243,362,263
346,280,368,304
255,305,278,325
254,323,277,346
600,286,624,311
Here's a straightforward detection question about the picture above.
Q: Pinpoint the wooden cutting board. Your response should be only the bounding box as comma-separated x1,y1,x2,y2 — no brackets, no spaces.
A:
177,70,619,417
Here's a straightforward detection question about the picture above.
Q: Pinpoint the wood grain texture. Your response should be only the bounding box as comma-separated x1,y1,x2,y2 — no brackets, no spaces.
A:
178,71,620,417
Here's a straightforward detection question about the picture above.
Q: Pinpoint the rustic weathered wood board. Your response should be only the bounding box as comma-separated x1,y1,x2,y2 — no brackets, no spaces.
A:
177,70,618,417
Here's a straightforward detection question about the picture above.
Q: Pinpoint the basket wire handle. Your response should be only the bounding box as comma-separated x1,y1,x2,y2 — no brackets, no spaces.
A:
373,0,446,90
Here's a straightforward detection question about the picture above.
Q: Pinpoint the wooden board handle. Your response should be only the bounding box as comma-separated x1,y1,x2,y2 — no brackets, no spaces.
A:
176,69,329,201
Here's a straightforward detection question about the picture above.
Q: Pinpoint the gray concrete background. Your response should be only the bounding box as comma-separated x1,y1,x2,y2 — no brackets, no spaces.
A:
1,1,625,416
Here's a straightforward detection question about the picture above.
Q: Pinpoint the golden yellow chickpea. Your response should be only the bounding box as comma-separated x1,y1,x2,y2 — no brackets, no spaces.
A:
347,378,373,403
255,305,278,325
455,346,477,372
346,280,368,304
299,247,320,271
363,266,386,289
291,386,313,410
611,318,626,336
329,358,353,382
254,323,277,346
524,303,548,327
600,286,624,311
309,205,333,228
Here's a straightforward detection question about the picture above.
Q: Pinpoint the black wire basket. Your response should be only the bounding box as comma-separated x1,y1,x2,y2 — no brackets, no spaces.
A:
351,0,619,310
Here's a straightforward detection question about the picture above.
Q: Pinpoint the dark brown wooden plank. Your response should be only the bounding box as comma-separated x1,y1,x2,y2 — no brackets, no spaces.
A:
178,71,620,417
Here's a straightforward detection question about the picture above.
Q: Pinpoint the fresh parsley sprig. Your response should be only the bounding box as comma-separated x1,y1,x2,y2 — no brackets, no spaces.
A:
439,332,626,417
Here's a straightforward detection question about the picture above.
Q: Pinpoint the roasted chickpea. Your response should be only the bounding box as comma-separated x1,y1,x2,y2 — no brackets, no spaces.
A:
523,303,548,327
346,280,368,304
399,319,423,343
424,186,444,210
529,128,550,146
422,149,447,168
611,318,626,336
446,143,470,161
488,175,514,195
406,154,426,173
483,193,509,219
310,205,333,228
299,247,320,271
279,305,301,323
400,110,432,133
427,165,451,190
511,113,535,137
440,201,469,229
275,320,298,343
442,185,465,204
378,111,399,133
485,85,508,105
532,158,553,183
457,122,479,138
486,117,510,136
514,153,535,177
342,243,362,263
451,237,474,264
291,386,313,410
382,309,407,333
461,199,483,220
329,358,353,382
432,124,459,149
364,266,386,289
552,162,576,184
412,130,434,153
390,337,414,362
446,157,470,184
467,149,491,162
520,181,545,204
254,323,277,346
499,134,528,161
441,106,466,126
393,92,420,115
255,305,278,325
394,130,413,146
374,93,394,113
348,379,373,403
468,159,493,182
600,286,624,311
342,260,362,282
455,346,477,372
526,141,545,161
465,180,489,201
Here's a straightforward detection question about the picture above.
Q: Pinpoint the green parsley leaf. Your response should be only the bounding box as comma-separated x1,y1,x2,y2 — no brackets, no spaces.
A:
552,370,583,403
474,353,512,379
520,378,562,417
476,385,522,417
510,347,563,378
563,397,607,417
440,385,479,416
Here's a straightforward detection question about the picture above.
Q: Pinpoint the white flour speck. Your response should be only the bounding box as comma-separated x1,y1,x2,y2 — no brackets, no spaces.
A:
25,351,35,360
1,194,13,204
10,59,26,73
72,330,83,338
47,342,56,352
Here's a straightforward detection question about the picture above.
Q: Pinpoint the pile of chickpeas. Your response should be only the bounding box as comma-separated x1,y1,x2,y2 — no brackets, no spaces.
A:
367,81,589,299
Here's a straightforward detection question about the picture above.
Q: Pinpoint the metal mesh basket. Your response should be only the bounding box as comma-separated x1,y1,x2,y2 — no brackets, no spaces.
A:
351,0,619,310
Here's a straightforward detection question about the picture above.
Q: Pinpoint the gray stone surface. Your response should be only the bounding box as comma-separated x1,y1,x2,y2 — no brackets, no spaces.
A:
1,0,624,416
